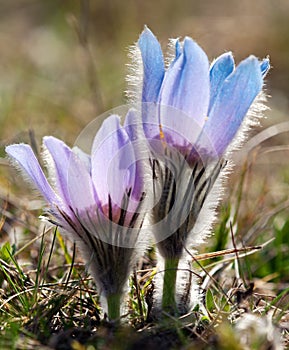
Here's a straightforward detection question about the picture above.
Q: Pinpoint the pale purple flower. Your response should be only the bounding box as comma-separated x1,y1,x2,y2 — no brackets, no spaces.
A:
6,110,145,320
135,27,269,314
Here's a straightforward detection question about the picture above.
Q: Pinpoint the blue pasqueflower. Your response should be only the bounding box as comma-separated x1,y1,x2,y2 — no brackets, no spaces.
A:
6,111,145,321
137,27,269,315
138,26,269,160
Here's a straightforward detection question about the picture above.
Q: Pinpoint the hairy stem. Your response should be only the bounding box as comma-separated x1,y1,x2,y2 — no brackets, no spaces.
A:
106,293,121,321
162,257,180,315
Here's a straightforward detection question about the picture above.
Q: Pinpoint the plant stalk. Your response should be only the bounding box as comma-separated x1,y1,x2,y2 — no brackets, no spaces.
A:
106,293,121,321
162,257,180,314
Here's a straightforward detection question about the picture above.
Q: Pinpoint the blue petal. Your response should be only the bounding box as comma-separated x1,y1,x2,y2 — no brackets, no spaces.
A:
6,144,60,206
260,57,270,77
175,39,182,59
158,37,210,143
166,39,182,68
200,56,263,156
209,52,235,114
138,26,165,103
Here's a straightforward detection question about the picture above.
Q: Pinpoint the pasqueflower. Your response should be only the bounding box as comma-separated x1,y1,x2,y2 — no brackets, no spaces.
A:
6,110,146,321
136,27,269,314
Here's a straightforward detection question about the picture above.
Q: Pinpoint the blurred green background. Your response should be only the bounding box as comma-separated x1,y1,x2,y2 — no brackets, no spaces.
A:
1,0,289,146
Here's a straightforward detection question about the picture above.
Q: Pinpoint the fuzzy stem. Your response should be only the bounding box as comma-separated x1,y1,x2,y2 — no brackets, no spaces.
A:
106,293,121,321
162,257,180,315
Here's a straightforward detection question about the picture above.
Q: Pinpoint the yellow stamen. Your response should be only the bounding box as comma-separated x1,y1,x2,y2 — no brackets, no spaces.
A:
159,123,167,148
159,123,165,140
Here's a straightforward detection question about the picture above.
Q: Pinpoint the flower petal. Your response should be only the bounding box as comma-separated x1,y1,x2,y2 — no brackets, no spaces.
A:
159,37,210,123
158,37,210,144
200,56,263,156
124,109,146,202
44,136,97,212
6,144,59,205
138,26,165,104
175,39,182,60
72,146,91,173
91,115,135,207
209,52,235,114
66,152,97,212
260,57,270,77
43,136,73,205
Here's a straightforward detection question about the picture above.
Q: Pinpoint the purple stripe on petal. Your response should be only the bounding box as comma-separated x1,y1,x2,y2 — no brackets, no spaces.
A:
209,52,235,114
138,26,165,104
6,144,59,206
200,56,263,156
